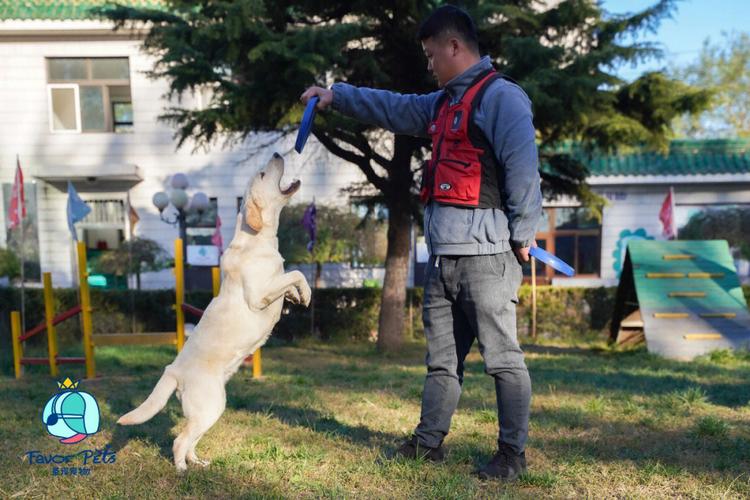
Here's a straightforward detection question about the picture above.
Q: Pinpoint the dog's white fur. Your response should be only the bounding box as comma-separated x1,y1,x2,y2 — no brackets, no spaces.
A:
117,153,311,471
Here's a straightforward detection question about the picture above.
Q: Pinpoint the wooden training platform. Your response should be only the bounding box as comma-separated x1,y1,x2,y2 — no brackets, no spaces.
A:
610,240,750,360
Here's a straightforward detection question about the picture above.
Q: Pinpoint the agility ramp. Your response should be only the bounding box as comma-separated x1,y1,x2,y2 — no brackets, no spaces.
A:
610,240,750,360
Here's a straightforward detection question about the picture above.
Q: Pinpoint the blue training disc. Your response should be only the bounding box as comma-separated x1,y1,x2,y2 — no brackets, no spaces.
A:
295,96,319,153
529,246,576,277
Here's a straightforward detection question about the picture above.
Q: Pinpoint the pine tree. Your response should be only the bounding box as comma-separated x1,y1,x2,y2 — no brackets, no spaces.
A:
98,0,710,351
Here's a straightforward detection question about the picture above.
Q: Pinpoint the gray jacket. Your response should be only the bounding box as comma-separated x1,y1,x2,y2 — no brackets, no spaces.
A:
331,55,542,256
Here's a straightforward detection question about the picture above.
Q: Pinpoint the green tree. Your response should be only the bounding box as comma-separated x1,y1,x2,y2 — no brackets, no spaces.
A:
679,207,750,259
279,203,356,287
0,247,20,280
671,32,750,138
91,237,170,289
278,203,387,286
99,0,709,351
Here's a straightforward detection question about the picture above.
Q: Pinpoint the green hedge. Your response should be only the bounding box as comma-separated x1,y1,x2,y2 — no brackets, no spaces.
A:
515,286,617,340
3,285,749,374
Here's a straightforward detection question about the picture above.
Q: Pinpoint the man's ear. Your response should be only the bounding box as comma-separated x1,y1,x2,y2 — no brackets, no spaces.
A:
245,196,263,231
450,37,460,56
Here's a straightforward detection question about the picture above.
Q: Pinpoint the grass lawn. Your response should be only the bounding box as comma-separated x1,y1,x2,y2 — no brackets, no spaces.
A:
2,339,750,498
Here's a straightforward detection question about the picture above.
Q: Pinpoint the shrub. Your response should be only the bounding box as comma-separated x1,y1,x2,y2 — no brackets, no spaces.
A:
278,203,386,266
515,286,617,340
0,247,20,279
90,237,171,290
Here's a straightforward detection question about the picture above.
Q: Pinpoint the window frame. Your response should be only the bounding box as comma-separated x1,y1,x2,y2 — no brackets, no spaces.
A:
47,83,82,133
528,206,602,283
112,101,134,133
45,57,132,134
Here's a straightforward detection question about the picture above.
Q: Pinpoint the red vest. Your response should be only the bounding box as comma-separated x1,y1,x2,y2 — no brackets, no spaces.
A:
420,70,505,208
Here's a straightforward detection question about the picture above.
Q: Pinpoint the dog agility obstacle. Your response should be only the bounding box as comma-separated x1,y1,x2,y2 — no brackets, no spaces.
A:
10,238,261,379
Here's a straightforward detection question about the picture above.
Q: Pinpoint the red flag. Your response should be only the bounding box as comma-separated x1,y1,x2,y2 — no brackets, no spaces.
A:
659,187,676,239
8,156,26,230
211,214,223,253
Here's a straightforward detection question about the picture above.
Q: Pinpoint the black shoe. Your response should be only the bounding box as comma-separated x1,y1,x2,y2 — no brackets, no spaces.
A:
478,444,527,481
394,435,445,462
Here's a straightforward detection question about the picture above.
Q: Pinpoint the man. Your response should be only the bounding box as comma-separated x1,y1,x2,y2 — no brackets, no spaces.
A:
301,5,542,481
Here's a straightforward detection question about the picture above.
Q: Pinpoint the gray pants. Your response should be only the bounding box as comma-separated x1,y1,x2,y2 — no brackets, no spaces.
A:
414,252,531,454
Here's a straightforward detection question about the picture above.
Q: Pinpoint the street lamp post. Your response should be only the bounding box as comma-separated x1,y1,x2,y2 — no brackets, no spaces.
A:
152,173,209,278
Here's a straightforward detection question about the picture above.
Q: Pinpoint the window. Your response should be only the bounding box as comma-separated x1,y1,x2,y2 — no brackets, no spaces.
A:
47,58,133,133
552,207,601,276
524,206,602,282
80,199,126,225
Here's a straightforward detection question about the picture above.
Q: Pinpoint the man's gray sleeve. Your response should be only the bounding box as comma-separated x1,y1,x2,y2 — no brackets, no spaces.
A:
477,81,543,248
331,82,441,138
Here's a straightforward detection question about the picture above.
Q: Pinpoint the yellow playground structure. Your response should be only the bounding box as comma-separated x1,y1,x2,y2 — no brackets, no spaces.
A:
9,239,261,379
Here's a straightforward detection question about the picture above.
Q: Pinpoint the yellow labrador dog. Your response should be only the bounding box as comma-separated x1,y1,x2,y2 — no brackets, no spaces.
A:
117,153,311,471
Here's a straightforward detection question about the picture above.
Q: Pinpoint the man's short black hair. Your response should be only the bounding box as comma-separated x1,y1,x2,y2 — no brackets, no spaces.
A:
417,5,479,53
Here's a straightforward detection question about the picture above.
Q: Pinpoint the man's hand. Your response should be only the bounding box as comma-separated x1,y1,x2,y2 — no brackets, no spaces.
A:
300,86,333,111
513,239,538,264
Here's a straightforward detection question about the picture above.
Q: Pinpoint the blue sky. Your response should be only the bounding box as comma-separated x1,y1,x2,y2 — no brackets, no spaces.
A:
602,0,750,81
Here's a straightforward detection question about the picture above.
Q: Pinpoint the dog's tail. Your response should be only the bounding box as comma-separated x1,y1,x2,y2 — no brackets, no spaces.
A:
117,370,178,425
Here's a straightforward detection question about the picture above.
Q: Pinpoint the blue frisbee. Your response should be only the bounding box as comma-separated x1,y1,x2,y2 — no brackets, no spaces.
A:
295,96,319,153
529,246,575,277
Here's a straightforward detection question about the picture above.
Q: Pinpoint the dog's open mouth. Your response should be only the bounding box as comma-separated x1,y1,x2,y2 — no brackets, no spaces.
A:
280,179,301,195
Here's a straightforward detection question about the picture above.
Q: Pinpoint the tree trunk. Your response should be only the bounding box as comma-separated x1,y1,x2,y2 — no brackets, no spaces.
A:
315,261,322,289
136,271,141,290
376,201,411,352
311,260,321,337
376,135,419,352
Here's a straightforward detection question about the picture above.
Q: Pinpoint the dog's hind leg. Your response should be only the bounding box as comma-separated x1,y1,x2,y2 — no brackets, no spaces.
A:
173,378,226,472
186,407,221,468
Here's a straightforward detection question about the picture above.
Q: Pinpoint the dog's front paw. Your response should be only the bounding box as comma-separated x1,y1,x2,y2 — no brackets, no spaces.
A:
298,281,312,307
284,286,301,304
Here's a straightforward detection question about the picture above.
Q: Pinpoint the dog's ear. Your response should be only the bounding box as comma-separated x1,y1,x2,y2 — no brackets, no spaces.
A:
245,197,263,232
